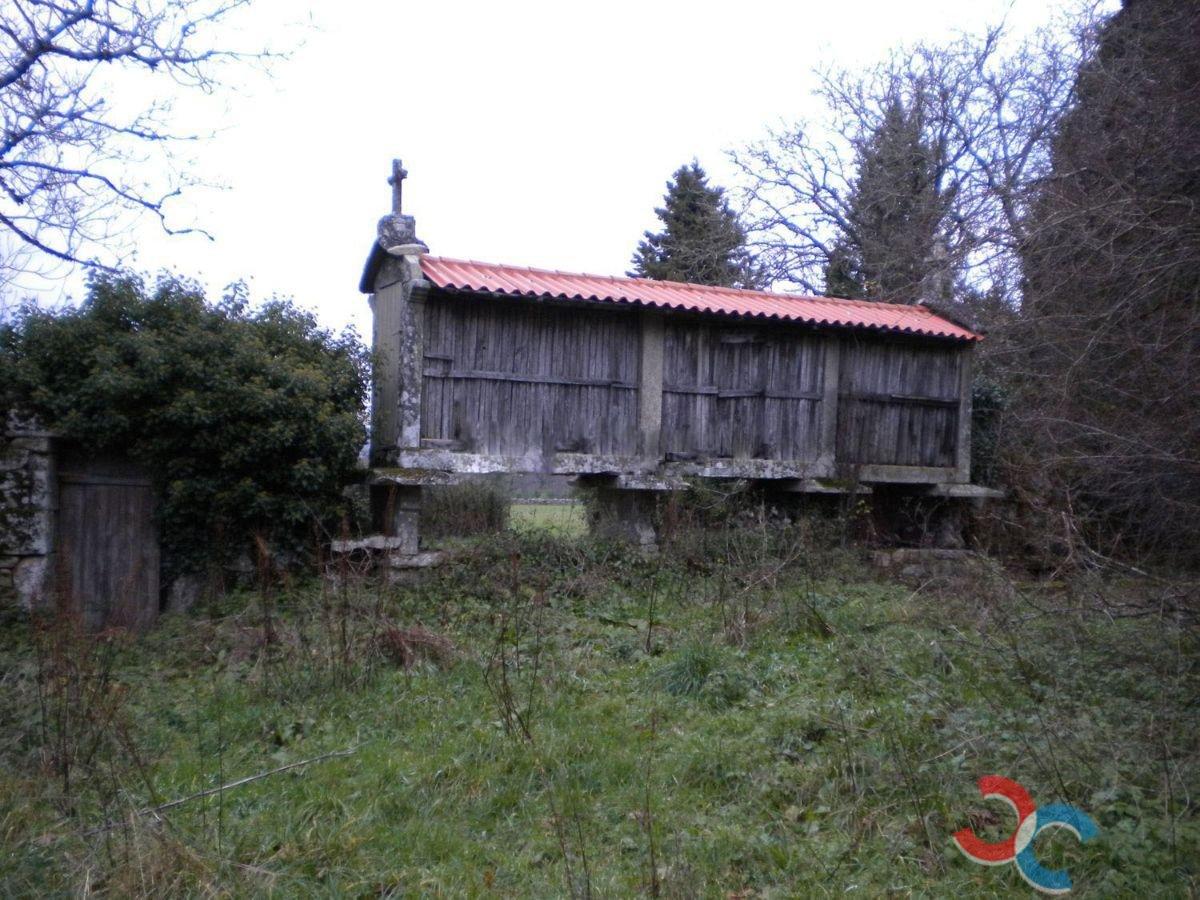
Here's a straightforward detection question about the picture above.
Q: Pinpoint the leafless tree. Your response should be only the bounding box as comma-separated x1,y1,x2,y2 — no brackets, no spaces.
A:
731,7,1101,306
0,0,272,273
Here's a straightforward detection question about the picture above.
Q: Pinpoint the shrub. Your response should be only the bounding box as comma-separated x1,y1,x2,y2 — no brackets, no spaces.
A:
970,376,1007,488
0,272,369,578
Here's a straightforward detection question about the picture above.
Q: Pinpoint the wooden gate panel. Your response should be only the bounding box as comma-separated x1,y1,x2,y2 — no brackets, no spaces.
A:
57,456,159,631
837,338,962,468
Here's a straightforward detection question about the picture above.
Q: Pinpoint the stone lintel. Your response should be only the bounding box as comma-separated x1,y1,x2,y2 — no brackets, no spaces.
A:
386,550,447,570
371,468,465,487
856,464,960,484
394,449,657,476
664,458,822,481
769,478,873,495
924,482,1005,499
574,473,686,492
331,535,421,553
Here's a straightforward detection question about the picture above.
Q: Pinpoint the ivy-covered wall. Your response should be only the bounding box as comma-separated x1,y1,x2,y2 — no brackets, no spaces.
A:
0,418,55,611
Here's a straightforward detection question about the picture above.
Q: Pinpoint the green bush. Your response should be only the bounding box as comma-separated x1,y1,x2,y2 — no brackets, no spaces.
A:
970,376,1007,487
0,272,369,577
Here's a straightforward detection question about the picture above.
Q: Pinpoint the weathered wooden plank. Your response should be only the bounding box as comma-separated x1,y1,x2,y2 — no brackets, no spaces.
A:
419,292,641,457
424,369,638,389
57,454,159,632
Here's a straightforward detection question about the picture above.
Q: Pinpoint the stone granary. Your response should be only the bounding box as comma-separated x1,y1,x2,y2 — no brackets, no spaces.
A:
359,162,995,553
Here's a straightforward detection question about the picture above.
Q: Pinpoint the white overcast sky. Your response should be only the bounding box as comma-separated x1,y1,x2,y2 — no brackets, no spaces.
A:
22,0,1097,342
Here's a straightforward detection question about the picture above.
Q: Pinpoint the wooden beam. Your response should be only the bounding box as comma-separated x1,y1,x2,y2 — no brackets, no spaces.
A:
424,369,638,390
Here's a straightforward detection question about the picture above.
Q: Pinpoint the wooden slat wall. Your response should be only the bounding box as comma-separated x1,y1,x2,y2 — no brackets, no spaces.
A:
661,321,715,456
661,322,825,461
419,293,968,472
421,294,641,455
836,337,963,467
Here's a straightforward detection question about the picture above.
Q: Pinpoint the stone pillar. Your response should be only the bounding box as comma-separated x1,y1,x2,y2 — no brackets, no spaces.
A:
590,487,659,549
817,336,841,477
367,180,429,552
0,421,57,612
370,252,426,466
638,311,665,459
372,483,422,555
933,501,967,549
954,346,974,485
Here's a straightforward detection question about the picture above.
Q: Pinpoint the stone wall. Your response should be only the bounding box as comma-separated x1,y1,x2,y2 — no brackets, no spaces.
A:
0,419,55,611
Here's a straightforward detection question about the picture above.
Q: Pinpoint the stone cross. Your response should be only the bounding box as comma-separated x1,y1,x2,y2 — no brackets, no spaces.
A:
388,159,407,214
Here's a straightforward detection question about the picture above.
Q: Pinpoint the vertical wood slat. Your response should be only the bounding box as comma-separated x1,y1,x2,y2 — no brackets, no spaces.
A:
661,321,825,462
837,337,964,467
57,455,159,632
420,294,640,455
416,289,970,476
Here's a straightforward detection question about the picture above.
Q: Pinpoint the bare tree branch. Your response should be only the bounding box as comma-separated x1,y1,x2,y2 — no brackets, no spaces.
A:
0,0,276,272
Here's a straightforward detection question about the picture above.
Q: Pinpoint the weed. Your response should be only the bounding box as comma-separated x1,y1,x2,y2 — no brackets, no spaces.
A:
422,479,512,538
0,528,1195,896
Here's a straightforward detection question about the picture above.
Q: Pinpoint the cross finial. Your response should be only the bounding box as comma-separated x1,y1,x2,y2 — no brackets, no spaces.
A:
387,158,407,213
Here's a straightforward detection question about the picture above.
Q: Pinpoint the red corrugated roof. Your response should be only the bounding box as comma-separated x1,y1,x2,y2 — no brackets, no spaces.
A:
418,256,980,341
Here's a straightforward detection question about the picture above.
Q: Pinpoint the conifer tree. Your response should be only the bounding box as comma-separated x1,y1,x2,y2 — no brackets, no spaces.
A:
629,162,761,288
822,98,953,301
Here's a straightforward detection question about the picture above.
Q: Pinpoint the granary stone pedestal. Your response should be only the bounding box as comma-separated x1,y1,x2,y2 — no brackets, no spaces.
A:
325,535,447,587
588,487,659,549
371,483,422,556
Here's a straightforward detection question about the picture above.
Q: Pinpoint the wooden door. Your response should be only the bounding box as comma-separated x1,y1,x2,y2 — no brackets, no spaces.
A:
57,454,160,631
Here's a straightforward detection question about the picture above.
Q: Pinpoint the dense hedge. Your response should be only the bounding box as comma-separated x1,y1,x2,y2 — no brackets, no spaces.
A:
0,272,370,577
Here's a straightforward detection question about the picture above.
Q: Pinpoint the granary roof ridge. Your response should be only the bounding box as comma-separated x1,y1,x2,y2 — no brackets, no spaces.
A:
418,255,983,342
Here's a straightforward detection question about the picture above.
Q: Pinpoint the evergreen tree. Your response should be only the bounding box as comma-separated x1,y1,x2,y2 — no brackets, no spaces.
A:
822,97,953,302
1018,0,1200,562
629,162,761,288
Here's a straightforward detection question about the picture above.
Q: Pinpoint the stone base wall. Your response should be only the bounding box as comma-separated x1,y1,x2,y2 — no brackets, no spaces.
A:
0,421,56,611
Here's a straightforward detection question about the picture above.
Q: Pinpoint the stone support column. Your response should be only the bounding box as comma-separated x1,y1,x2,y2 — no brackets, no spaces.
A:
638,311,665,460
589,487,659,549
817,336,841,477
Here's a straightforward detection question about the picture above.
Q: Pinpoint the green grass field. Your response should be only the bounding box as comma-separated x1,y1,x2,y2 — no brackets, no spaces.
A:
1,526,1196,896
509,502,587,538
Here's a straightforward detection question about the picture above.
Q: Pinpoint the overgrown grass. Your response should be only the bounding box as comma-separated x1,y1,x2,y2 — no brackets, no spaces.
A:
510,502,587,538
0,528,1196,896
422,480,512,539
